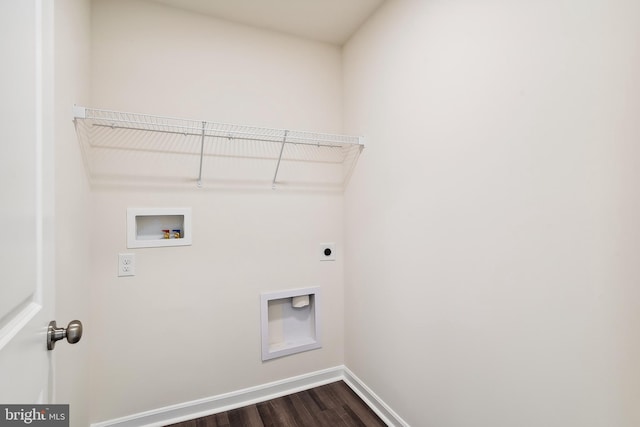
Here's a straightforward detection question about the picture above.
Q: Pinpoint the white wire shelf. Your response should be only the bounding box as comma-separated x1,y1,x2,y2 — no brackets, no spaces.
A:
73,106,364,190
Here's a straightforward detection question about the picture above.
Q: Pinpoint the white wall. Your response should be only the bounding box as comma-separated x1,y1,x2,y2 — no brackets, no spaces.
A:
88,0,344,423
54,1,92,426
343,1,640,426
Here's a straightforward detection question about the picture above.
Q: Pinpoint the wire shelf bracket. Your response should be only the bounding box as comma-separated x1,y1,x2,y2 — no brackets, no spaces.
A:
272,130,289,190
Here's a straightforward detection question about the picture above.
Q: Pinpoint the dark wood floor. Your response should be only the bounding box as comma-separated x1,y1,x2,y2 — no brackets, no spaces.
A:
165,381,386,427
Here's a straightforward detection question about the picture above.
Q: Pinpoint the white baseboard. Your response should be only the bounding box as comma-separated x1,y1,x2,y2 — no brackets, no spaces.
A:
91,365,408,427
342,367,410,427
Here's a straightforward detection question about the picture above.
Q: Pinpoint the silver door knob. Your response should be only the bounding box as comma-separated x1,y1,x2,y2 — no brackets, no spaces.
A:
47,320,83,350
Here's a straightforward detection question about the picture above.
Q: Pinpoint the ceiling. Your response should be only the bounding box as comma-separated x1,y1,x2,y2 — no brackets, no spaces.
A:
149,0,385,45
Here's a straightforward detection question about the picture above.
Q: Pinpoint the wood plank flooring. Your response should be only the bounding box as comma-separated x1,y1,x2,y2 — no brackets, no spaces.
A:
165,381,387,427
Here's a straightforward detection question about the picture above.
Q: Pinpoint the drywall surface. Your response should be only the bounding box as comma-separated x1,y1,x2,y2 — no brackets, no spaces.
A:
54,1,92,426
89,0,344,423
90,1,342,130
343,1,640,426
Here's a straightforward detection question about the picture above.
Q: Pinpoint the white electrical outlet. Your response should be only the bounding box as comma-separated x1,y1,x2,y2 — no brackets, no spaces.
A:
118,253,136,277
320,243,336,261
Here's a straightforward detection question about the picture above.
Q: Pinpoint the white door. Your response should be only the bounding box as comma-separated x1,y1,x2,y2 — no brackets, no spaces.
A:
0,0,56,403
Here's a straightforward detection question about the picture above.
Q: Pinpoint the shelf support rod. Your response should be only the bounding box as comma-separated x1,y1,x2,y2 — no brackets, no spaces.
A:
197,121,205,188
272,130,288,190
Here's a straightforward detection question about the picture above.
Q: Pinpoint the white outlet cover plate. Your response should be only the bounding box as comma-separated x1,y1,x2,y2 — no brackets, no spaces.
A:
118,253,136,277
320,243,336,261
